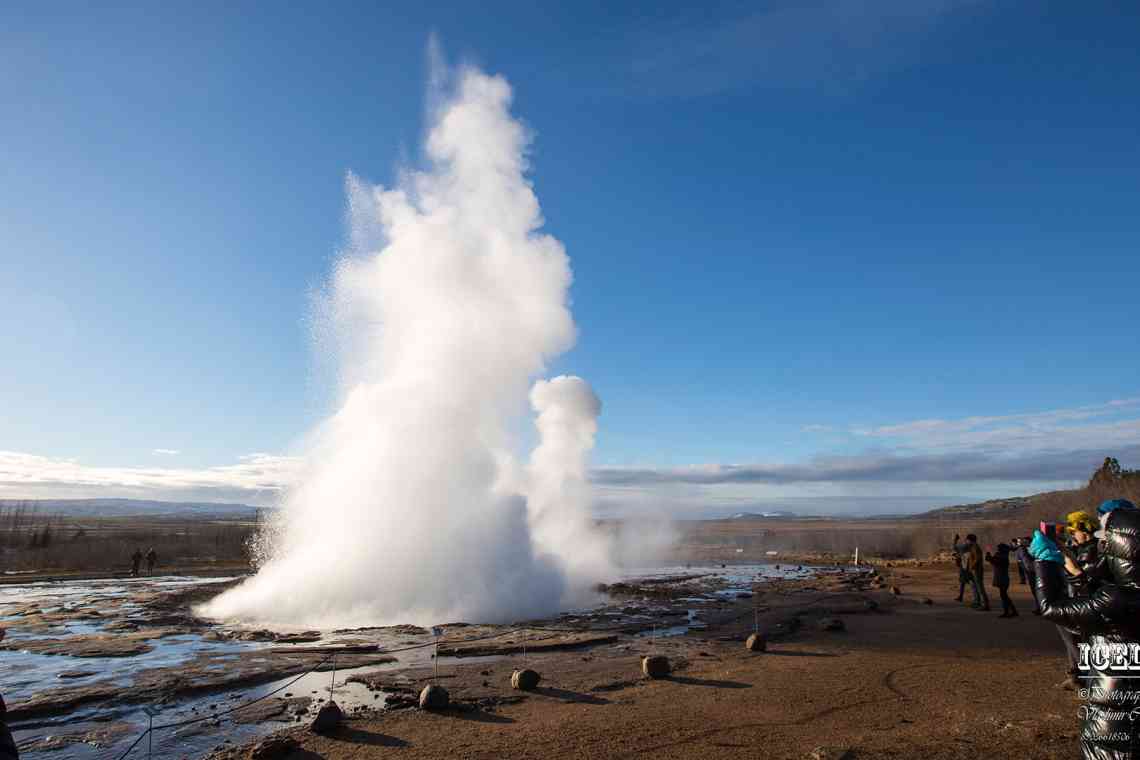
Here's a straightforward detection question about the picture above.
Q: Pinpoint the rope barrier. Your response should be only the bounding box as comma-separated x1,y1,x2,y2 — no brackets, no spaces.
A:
113,652,336,759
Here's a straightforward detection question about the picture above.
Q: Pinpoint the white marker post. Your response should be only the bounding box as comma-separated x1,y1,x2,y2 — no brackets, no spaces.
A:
431,626,443,683
854,547,859,566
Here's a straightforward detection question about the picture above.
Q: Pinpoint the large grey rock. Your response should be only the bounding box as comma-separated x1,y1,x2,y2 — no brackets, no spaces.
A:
745,633,766,652
511,668,541,691
418,684,450,710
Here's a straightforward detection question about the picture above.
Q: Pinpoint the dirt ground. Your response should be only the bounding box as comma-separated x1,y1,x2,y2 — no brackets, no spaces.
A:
217,563,1084,760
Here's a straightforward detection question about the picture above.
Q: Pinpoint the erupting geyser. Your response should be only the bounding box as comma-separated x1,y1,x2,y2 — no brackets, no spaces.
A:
201,60,618,628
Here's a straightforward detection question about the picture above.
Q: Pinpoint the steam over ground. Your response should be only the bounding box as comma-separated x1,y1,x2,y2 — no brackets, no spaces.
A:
201,63,644,628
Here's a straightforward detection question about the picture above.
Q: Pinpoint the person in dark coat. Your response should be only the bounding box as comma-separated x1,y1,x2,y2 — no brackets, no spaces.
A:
130,548,143,577
145,547,157,576
1014,536,1040,613
1014,538,1028,584
986,543,1018,617
953,550,971,602
1065,510,1104,596
1031,500,1140,760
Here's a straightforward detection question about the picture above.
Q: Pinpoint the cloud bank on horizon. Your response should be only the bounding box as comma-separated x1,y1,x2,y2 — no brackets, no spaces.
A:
4,397,1137,515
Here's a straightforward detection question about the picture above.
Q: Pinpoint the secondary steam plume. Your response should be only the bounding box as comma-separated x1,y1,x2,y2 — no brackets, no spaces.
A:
201,61,615,628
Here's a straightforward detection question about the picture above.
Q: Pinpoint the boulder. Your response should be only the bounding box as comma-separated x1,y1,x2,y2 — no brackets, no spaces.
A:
418,684,450,710
745,633,766,652
890,586,902,595
921,597,933,605
863,599,879,612
309,700,343,734
248,736,300,760
818,617,845,632
510,668,541,691
641,655,671,679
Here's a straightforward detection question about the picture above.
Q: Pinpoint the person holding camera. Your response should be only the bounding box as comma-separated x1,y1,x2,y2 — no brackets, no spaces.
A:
1030,500,1140,760
985,543,1018,617
1013,536,1041,613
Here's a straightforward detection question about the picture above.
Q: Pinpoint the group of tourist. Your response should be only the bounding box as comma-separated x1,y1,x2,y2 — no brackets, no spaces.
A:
954,499,1140,759
129,546,158,577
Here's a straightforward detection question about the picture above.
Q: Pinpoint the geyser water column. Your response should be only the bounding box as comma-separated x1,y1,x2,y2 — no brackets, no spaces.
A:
201,63,613,628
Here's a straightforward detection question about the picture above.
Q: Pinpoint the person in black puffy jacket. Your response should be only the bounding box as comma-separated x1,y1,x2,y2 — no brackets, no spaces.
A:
1033,501,1140,760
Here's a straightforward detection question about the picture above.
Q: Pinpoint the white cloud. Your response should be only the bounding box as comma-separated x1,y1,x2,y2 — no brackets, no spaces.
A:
151,448,181,456
847,398,1140,452
5,398,1137,517
0,451,300,506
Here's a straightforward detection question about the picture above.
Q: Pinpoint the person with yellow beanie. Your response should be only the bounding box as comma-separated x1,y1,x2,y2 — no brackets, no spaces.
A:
1065,510,1101,592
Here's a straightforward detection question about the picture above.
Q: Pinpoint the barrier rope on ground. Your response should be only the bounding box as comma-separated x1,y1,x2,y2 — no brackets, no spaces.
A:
113,652,336,759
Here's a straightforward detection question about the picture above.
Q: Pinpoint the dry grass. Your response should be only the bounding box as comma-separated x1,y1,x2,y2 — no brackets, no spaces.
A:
0,506,257,572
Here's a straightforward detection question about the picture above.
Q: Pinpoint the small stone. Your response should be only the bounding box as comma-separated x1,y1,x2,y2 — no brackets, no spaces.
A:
641,655,671,679
419,684,450,710
819,617,845,632
745,633,766,652
511,668,541,691
309,700,343,734
864,599,879,611
921,597,933,605
890,585,902,595
249,736,300,759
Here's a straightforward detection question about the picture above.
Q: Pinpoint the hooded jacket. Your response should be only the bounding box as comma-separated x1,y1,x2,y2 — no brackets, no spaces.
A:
1099,507,1140,591
1036,509,1140,760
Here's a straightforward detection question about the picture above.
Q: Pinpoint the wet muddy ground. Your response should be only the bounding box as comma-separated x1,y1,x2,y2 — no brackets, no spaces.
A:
1,563,841,759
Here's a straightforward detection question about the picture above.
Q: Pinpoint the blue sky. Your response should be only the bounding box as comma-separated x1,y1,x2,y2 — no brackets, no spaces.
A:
2,1,1139,514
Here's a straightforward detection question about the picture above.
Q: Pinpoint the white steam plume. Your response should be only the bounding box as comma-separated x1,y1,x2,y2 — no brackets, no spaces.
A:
526,376,616,581
201,62,616,628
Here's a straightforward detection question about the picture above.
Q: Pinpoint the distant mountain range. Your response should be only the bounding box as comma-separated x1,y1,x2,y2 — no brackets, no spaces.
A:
0,498,264,518
729,510,796,519
916,496,1034,520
